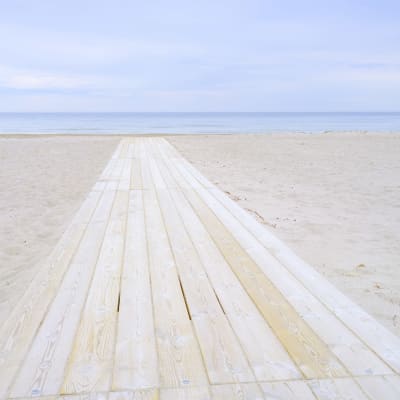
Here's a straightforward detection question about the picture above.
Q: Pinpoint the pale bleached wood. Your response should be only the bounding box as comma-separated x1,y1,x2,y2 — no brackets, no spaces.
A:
385,374,400,390
356,375,400,400
101,144,128,190
100,158,117,181
133,138,142,158
145,142,254,383
99,143,121,184
0,222,87,399
166,185,344,378
60,393,108,400
8,138,398,399
69,191,105,225
104,149,132,192
93,181,108,192
171,157,391,377
208,185,400,374
147,157,255,384
308,378,370,400
118,158,132,191
140,149,208,388
0,187,103,398
126,141,136,159
161,138,400,374
111,142,124,160
130,159,143,190
160,387,210,400
185,188,346,378
260,380,317,399
109,389,159,400
211,383,264,400
153,143,301,382
12,389,157,400
9,189,117,398
99,142,123,182
156,139,347,379
61,190,129,394
118,141,129,159
109,158,125,181
139,144,154,192
148,157,167,190
112,190,159,390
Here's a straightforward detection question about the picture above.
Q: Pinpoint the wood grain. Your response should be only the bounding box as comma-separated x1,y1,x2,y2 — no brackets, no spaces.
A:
5,138,399,399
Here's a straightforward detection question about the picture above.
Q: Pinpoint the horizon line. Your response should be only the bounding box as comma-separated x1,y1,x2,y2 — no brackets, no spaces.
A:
1,111,400,114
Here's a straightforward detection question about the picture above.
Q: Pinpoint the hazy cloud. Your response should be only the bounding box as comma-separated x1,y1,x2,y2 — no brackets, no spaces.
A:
0,0,399,111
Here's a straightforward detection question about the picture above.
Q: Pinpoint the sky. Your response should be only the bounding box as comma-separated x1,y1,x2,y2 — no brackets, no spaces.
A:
0,0,399,112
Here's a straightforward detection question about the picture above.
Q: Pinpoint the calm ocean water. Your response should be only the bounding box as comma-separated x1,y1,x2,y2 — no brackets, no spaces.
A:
0,112,400,134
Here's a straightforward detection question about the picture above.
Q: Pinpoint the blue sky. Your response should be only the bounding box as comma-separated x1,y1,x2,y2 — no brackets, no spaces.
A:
0,0,399,111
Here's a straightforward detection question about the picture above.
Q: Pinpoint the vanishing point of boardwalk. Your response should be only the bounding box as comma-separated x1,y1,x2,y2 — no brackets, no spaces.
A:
1,138,399,399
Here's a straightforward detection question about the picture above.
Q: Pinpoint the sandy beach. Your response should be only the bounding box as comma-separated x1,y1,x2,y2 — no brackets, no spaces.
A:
0,136,119,321
1,132,399,337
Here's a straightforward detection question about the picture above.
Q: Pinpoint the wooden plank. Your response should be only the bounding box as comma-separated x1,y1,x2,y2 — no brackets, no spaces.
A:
156,139,346,380
141,150,208,388
0,222,87,399
126,141,136,159
109,389,159,400
109,158,125,181
148,157,167,189
102,146,129,191
356,375,400,400
160,138,400,371
9,138,399,399
100,158,117,181
61,190,129,394
112,190,159,390
208,190,400,372
130,159,143,190
13,389,158,400
171,159,391,377
118,158,132,191
0,187,102,398
260,380,317,399
308,378,370,400
100,142,123,182
93,180,108,192
60,393,108,400
160,387,211,400
182,186,346,378
211,383,264,400
140,143,154,192
132,138,142,158
148,161,255,383
162,139,400,374
385,375,400,390
111,142,124,160
208,184,400,373
9,189,117,398
152,146,302,382
146,143,254,386
118,141,129,159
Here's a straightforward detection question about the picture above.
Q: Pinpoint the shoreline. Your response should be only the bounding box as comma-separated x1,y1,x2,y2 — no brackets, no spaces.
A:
1,130,400,138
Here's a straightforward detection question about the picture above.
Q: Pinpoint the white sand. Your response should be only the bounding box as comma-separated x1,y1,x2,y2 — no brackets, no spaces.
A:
169,132,400,337
1,133,399,337
0,136,119,321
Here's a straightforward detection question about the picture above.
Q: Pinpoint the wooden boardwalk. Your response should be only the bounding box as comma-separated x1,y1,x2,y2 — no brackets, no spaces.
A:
1,138,399,399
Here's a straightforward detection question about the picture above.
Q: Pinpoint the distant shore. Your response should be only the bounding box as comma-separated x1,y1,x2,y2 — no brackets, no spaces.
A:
1,132,399,336
1,111,400,135
1,130,400,138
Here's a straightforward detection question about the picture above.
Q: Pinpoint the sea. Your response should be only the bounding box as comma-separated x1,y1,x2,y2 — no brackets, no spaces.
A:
0,112,399,135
